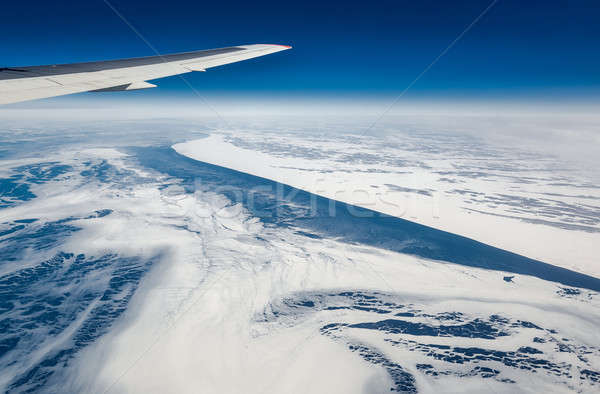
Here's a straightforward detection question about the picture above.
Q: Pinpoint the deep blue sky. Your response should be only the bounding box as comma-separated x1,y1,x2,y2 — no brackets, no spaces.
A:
2,0,600,99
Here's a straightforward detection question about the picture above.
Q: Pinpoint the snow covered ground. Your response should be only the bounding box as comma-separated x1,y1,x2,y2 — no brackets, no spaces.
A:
173,111,600,276
1,106,599,393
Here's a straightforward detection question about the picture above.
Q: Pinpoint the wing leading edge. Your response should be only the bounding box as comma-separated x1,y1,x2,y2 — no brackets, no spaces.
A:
0,44,291,105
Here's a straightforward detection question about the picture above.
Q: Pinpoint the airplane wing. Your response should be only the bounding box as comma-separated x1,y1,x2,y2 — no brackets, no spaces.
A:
0,44,291,105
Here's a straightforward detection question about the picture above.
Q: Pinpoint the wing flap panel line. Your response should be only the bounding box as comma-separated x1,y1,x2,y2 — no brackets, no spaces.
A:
91,81,157,92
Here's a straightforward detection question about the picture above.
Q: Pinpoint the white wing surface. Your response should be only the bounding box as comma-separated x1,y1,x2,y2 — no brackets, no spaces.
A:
0,44,291,105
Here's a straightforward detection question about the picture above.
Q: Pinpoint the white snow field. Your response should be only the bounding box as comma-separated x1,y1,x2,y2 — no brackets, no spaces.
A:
173,110,600,277
0,105,598,393
3,146,592,394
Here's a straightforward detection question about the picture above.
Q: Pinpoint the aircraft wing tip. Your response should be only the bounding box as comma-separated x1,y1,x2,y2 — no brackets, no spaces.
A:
251,44,292,50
